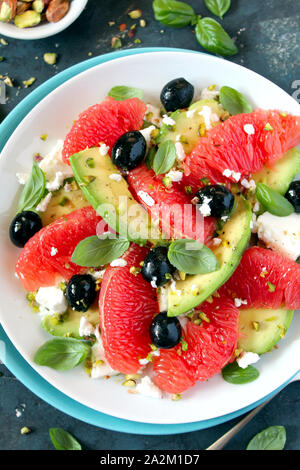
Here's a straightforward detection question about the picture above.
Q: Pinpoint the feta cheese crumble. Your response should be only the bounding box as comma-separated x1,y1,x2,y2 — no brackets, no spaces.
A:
200,87,219,101
175,142,186,162
91,328,119,378
237,351,260,369
186,108,196,118
110,258,127,267
198,105,219,131
35,192,52,212
50,247,58,256
145,104,162,127
222,169,241,182
79,316,95,337
99,143,110,156
243,124,255,135
162,115,176,126
16,172,29,185
140,125,156,148
35,286,68,317
198,196,212,217
39,140,73,190
137,190,155,207
109,173,122,182
241,178,256,190
256,212,300,260
213,237,222,246
136,376,163,399
165,169,183,182
234,298,248,308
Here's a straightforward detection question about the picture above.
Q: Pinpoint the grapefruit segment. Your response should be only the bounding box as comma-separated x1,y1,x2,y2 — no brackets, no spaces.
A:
153,296,239,393
62,97,147,164
220,246,300,310
15,206,104,291
127,164,216,243
99,244,159,374
182,110,300,192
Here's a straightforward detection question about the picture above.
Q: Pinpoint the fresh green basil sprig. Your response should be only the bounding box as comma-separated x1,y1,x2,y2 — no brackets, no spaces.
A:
49,428,82,451
256,183,294,217
219,86,253,115
246,426,286,450
34,338,89,371
17,162,46,213
107,85,144,101
204,0,231,19
152,140,177,175
195,17,238,57
152,0,237,57
222,362,260,384
71,234,130,267
168,239,219,275
152,0,197,27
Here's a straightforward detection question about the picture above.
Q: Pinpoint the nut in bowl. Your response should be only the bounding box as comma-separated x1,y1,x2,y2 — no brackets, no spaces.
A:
0,0,87,39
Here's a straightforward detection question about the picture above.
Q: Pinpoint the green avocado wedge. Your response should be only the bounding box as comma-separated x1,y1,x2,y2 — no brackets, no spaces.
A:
253,147,300,195
41,305,99,339
166,196,252,316
238,307,294,354
157,99,225,154
70,147,161,244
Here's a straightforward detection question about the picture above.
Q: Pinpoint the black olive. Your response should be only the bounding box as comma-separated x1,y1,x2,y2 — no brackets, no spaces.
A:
285,181,300,213
150,311,182,349
111,131,146,170
195,185,234,218
141,246,176,287
160,78,194,112
66,274,96,312
9,210,42,247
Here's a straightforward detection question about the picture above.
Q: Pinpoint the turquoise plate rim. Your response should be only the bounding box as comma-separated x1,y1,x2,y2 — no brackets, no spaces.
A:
0,47,299,435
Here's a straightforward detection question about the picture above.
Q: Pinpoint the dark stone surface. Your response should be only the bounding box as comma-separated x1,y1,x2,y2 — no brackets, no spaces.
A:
0,0,299,451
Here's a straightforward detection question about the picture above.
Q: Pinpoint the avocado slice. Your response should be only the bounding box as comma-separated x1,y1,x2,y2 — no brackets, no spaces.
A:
158,99,225,154
165,196,252,316
238,307,294,354
41,304,99,339
253,147,300,195
70,147,161,244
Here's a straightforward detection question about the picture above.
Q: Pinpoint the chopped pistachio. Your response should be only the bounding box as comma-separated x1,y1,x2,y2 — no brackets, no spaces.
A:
129,266,140,276
108,21,115,26
40,134,48,141
128,9,142,19
180,337,188,351
193,318,202,325
23,77,36,88
267,281,276,292
162,176,172,188
125,373,141,380
20,426,31,435
172,393,182,401
185,185,193,195
264,122,273,131
208,84,216,91
122,379,136,387
198,311,210,323
150,344,158,351
178,271,186,281
15,11,41,28
43,52,57,65
0,38,8,45
2,75,13,87
134,38,141,44
85,157,95,168
0,56,3,61
59,196,69,207
111,36,122,49
140,19,146,27
252,321,260,331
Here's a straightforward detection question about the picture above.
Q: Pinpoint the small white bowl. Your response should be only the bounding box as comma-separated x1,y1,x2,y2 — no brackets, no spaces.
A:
0,0,88,40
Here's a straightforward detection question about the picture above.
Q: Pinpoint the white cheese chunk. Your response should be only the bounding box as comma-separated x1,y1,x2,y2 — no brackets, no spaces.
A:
162,115,176,126
256,212,300,260
243,124,255,135
237,352,260,369
175,142,186,162
198,105,219,131
165,169,183,182
39,140,73,190
35,286,68,317
110,258,127,267
137,190,155,207
35,192,52,212
136,376,163,399
99,143,110,156
140,125,156,148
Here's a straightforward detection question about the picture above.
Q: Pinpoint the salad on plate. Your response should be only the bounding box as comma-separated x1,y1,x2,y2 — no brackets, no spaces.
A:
9,77,300,399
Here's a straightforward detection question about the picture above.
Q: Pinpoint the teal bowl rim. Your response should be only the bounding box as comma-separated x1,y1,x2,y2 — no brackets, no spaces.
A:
0,47,298,435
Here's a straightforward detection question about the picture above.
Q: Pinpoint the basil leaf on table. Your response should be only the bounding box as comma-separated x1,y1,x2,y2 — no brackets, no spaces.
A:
49,428,82,451
247,426,286,450
219,86,253,115
222,362,259,384
34,338,89,371
256,183,294,217
71,235,130,267
107,86,144,101
168,239,220,274
204,0,231,19
195,17,238,57
17,162,46,213
152,0,197,28
152,140,177,175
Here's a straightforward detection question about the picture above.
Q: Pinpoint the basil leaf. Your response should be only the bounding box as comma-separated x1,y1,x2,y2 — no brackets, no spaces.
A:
17,162,46,213
34,338,89,371
195,17,238,57
168,239,220,274
222,362,259,384
256,183,294,217
247,426,286,450
71,235,130,267
107,85,144,101
219,86,252,115
204,0,231,19
49,428,82,451
152,140,176,175
152,0,197,28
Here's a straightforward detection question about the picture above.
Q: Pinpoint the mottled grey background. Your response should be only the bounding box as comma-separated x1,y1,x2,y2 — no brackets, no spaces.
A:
0,0,299,451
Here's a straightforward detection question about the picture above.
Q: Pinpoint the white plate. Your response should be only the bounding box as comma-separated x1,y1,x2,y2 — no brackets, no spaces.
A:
0,0,87,40
0,51,299,425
